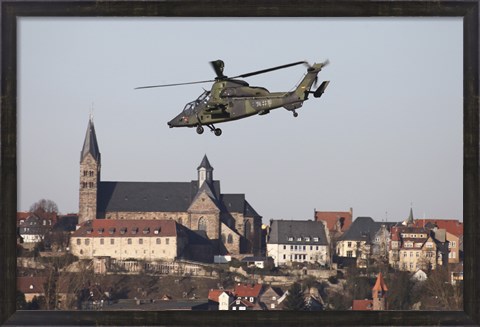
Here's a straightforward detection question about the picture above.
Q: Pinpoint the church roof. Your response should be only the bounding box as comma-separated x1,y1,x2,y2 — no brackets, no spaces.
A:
96,180,258,218
80,118,101,162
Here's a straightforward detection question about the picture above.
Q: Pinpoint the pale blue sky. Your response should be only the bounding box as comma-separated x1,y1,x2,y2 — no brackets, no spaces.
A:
18,17,463,223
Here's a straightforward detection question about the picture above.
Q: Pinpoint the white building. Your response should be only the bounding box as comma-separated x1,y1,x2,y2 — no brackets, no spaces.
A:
266,220,329,267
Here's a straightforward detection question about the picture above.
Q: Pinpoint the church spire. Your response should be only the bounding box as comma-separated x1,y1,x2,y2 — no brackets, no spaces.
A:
80,116,101,163
197,155,213,187
401,206,415,226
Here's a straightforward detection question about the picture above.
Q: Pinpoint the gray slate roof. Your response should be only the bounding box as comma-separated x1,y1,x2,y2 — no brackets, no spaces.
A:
97,180,260,218
197,155,213,170
268,220,328,245
338,217,396,242
80,118,101,162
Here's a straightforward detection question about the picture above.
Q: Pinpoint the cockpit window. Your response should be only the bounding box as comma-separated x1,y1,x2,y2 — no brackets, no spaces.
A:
183,90,210,115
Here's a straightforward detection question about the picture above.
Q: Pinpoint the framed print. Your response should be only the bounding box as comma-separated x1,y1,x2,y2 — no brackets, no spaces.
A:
1,0,479,325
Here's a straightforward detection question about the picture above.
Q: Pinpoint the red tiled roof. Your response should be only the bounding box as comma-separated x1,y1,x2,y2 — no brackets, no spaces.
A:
208,289,234,302
72,219,178,238
352,299,373,311
372,272,388,292
413,219,463,237
17,276,47,294
314,210,352,232
234,283,263,298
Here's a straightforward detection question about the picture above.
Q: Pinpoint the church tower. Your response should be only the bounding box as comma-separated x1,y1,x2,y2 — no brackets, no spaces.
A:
372,272,388,310
197,155,213,188
78,116,101,224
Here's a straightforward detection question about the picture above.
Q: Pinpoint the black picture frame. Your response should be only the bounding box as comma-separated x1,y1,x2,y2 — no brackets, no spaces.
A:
1,0,478,325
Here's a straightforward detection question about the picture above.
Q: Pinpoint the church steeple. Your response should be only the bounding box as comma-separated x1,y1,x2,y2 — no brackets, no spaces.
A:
372,272,388,310
197,155,213,187
78,116,101,224
402,207,415,226
80,116,101,163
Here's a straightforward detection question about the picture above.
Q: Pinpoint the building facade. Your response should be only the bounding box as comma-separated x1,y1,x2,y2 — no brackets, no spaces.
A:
266,220,329,267
78,118,262,257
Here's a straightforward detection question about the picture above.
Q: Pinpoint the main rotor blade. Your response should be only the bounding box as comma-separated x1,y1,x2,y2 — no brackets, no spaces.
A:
231,61,307,79
135,79,215,90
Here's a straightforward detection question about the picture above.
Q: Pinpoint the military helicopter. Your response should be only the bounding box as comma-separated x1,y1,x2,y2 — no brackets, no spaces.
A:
136,60,329,136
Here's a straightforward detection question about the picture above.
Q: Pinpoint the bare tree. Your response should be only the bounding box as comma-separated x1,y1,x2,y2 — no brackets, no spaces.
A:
29,198,59,213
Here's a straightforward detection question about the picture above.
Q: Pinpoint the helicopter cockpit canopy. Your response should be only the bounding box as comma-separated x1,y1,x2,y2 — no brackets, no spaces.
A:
183,90,210,115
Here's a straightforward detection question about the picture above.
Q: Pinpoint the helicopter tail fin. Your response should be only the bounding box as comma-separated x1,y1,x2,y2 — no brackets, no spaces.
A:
293,61,327,100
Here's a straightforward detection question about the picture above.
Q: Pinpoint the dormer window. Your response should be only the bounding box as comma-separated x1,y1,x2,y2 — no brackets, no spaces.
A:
154,227,161,234
86,228,93,234
120,227,127,235
131,227,138,235
313,237,319,242
297,237,302,242
143,227,150,234
97,228,104,234
305,237,310,242
109,227,115,235
288,237,293,242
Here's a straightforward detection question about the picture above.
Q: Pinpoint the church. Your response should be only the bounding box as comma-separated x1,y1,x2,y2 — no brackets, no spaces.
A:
77,117,262,257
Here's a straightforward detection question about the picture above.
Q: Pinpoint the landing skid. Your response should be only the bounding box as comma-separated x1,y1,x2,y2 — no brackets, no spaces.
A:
196,124,222,136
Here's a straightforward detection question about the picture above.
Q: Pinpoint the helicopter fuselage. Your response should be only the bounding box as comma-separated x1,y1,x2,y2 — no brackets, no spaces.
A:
167,62,326,130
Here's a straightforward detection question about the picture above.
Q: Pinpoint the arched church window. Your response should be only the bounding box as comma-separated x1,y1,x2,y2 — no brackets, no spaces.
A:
198,217,207,231
244,220,251,238
227,234,233,244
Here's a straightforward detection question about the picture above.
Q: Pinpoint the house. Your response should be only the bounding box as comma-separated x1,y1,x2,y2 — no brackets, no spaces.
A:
18,214,50,245
266,219,329,267
70,219,212,262
208,283,271,310
389,209,440,272
413,220,462,264
303,287,324,311
17,276,47,302
78,117,262,257
258,286,284,310
336,217,396,268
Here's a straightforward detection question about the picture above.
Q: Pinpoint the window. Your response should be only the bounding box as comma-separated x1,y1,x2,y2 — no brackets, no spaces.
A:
76,239,81,245
297,237,302,242
156,238,161,244
166,238,169,245
131,227,138,235
143,228,150,235
221,234,226,243
110,239,114,245
128,238,132,245
283,254,286,259
227,234,233,244
85,239,90,245
100,239,104,245
288,237,293,242
244,220,251,238
347,242,352,247
198,217,207,231
313,237,319,242
283,245,286,250
139,238,143,245
305,237,310,242
347,251,353,257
